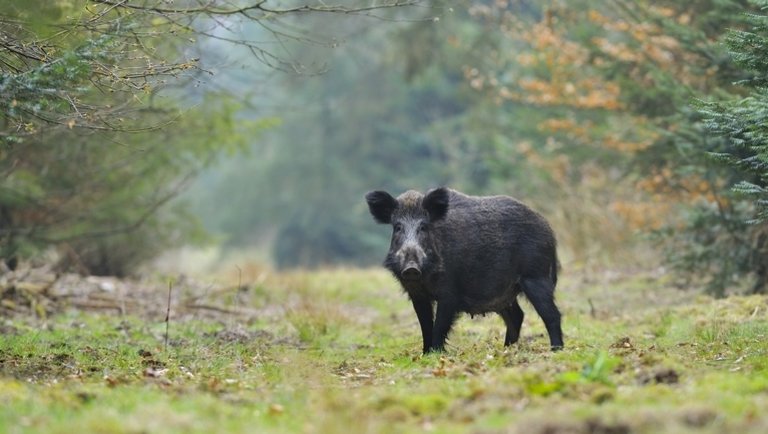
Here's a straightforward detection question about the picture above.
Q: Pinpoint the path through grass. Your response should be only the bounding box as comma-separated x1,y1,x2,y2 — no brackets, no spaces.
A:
1,268,767,433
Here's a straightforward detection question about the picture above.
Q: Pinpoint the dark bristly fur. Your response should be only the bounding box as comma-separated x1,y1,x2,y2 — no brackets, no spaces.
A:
365,187,563,354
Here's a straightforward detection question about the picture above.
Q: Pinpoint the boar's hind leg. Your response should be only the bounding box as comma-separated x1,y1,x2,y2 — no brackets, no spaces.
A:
410,295,434,354
521,277,564,350
500,301,525,346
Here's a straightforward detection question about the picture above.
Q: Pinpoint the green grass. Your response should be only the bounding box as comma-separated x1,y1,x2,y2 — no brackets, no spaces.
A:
1,268,768,433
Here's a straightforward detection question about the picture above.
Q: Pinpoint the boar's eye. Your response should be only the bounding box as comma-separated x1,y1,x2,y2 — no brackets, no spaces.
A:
393,223,403,233
417,222,428,233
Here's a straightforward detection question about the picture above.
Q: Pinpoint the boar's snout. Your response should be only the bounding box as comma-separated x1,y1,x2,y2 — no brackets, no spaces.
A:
402,263,422,280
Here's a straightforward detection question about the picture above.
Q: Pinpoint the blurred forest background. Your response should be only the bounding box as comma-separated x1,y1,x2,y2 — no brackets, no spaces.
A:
2,0,767,296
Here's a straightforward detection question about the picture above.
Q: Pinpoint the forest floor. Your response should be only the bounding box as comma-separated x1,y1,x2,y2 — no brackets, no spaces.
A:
1,264,767,434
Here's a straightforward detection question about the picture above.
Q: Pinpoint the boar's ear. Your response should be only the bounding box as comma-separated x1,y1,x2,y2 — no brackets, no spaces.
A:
423,187,449,222
365,191,397,224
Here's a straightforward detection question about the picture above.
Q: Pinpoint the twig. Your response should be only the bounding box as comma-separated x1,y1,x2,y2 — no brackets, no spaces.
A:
164,279,172,352
235,264,243,316
71,301,123,311
184,303,240,315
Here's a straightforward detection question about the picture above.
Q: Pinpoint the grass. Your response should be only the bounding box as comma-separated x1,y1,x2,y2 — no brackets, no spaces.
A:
1,267,768,433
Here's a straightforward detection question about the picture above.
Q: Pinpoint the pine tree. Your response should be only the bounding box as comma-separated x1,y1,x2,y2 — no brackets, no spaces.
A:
698,0,768,293
702,1,768,224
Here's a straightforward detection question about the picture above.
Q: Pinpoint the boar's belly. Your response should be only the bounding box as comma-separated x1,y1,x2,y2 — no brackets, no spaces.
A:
459,284,520,315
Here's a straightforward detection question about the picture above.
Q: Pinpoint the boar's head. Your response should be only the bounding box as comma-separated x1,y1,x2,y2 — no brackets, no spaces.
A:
365,188,449,282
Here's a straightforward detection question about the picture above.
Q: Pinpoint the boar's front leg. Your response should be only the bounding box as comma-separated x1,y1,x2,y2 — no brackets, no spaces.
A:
431,296,458,352
410,295,434,354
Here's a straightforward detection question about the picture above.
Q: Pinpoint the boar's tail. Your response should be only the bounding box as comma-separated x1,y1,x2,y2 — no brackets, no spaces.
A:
551,250,560,288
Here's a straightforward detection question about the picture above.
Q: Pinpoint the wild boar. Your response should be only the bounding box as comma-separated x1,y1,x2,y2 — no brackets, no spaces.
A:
365,187,563,353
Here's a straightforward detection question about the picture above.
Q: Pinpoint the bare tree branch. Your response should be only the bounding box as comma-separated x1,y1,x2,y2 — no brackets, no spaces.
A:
89,0,420,17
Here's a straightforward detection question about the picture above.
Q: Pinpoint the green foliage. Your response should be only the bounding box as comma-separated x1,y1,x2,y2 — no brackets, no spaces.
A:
603,0,768,294
592,0,768,295
662,201,764,296
1,89,257,274
700,1,768,225
0,3,267,273
680,0,768,294
466,0,766,293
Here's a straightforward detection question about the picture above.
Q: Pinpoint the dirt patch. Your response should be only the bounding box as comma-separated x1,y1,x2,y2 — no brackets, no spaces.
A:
0,324,18,335
517,417,632,434
680,408,718,428
638,367,680,385
334,360,377,385
1,264,283,324
0,350,81,381
205,327,274,344
610,337,633,350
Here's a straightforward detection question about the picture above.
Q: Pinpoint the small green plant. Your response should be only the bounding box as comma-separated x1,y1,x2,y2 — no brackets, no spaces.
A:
287,306,343,346
556,351,621,387
579,351,621,384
